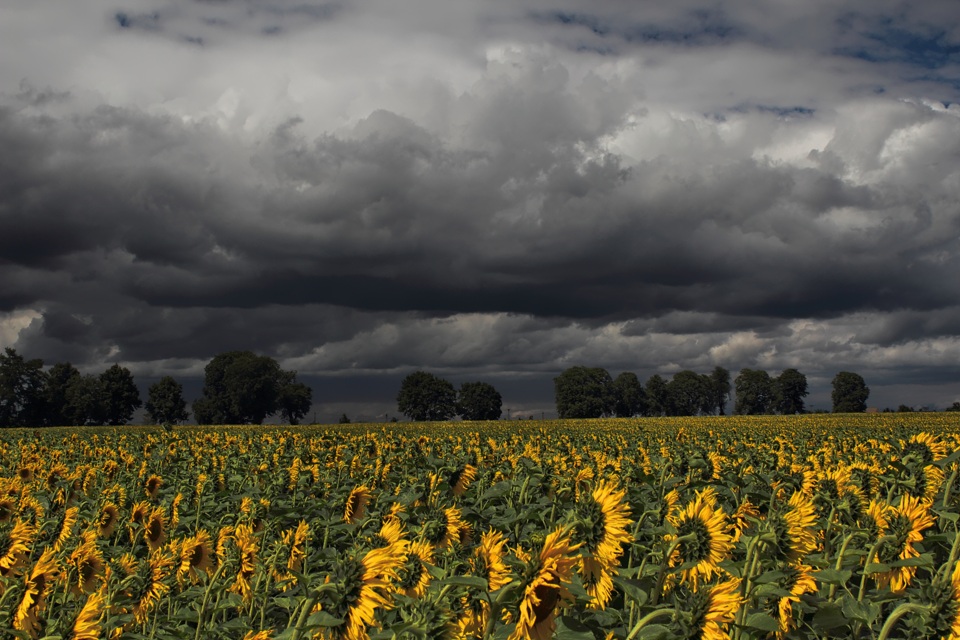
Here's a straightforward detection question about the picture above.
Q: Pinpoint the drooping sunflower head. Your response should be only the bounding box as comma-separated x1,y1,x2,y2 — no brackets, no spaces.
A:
318,545,405,640
473,530,511,592
859,500,891,542
666,491,733,592
731,499,760,543
132,550,175,625
98,502,119,539
915,561,960,640
449,464,477,497
344,486,372,525
422,506,464,549
769,492,818,562
670,577,742,640
144,507,167,553
145,475,163,500
70,591,106,640
0,519,35,580
512,527,581,640
68,532,105,595
178,530,214,583
902,464,945,505
0,497,15,523
901,432,947,467
774,565,817,638
873,494,935,593
14,548,60,638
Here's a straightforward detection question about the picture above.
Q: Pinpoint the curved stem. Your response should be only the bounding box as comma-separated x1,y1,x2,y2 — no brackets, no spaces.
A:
651,533,696,606
858,535,897,603
877,603,931,640
625,608,676,640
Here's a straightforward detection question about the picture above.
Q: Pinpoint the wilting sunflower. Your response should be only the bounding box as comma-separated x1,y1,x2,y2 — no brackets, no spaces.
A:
177,530,214,583
144,507,167,553
128,501,151,544
316,544,406,640
672,577,742,640
216,525,235,568
508,527,580,640
0,519,35,579
230,523,259,604
145,475,163,500
70,591,105,640
768,492,818,562
666,490,734,592
68,531,105,595
344,486,372,525
459,530,511,637
396,539,435,598
450,464,477,496
872,494,936,593
774,565,817,638
284,520,310,575
574,481,633,609
14,548,60,639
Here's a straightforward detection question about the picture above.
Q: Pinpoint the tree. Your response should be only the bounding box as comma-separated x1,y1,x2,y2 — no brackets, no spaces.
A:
65,374,108,426
774,368,808,415
832,371,869,413
457,381,503,420
100,364,142,426
397,371,457,421
146,376,189,425
709,366,731,416
644,374,669,417
276,371,313,425
192,351,304,425
612,372,646,417
735,369,774,415
0,348,47,427
43,362,80,426
554,366,614,419
666,370,713,416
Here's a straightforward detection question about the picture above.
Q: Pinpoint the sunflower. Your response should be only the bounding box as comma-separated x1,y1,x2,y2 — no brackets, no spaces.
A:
0,497,15,523
903,464,945,505
216,525,235,567
902,432,948,466
53,505,80,552
370,517,407,555
242,631,275,640
396,540,435,598
70,591,105,640
774,565,817,638
177,530,214,583
68,532,105,594
128,500,151,543
144,507,166,553
859,500,890,542
450,464,477,496
18,494,44,524
0,519,35,579
284,520,310,575
459,530,511,636
230,523,258,604
731,499,760,543
672,578,742,640
508,527,580,640
98,502,119,538
344,486,372,524
918,561,960,640
145,474,163,500
14,548,60,639
169,492,183,530
666,490,734,592
574,481,632,609
768,492,817,562
872,494,935,593
316,544,406,640
131,550,175,625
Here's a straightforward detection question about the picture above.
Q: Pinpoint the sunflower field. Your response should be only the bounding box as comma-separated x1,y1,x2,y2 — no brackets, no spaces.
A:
3,413,960,640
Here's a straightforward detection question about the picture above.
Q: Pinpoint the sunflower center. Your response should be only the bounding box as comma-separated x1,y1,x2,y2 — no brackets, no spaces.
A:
676,516,711,564
531,583,560,623
398,553,425,591
575,498,607,554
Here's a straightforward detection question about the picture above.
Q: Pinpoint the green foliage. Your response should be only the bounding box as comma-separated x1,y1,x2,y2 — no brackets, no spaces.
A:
554,366,614,419
397,371,457,421
100,363,142,426
644,374,669,417
612,372,646,417
43,361,80,426
146,376,190,425
709,366,731,415
774,368,809,415
277,371,313,425
665,370,713,416
65,374,108,426
457,381,502,420
0,347,46,427
832,371,870,413
735,368,774,415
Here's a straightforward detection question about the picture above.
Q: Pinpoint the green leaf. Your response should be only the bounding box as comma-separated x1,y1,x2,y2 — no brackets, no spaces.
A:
635,624,673,640
812,603,849,632
553,616,596,640
438,575,489,589
752,570,787,585
743,612,781,633
813,568,852,585
307,611,345,627
890,554,934,568
865,562,891,574
841,596,881,625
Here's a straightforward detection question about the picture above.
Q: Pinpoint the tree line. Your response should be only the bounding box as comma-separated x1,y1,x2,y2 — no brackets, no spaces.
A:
553,365,871,418
0,348,312,427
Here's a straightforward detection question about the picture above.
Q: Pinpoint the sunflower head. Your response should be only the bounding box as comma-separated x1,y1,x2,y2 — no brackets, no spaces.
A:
144,507,167,553
145,475,163,500
670,578,742,640
344,486,372,525
178,530,214,583
666,491,733,591
902,432,947,466
98,502,120,539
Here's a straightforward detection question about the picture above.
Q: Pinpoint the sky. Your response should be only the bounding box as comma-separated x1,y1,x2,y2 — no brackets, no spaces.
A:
2,0,960,420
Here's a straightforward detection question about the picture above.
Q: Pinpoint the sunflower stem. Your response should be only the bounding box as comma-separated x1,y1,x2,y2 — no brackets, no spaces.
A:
650,533,696,606
857,534,897,603
876,603,931,640
943,466,958,509
939,525,960,581
194,561,228,640
624,607,675,640
828,530,867,600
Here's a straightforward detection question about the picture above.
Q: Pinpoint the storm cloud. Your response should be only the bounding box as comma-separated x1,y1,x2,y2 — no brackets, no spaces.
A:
2,0,960,416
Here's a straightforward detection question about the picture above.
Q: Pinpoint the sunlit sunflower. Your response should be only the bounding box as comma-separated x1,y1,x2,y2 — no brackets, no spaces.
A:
70,591,105,640
396,540,435,598
0,497,15,523
775,565,817,638
316,544,406,640
574,481,632,609
131,550,175,625
459,530,511,636
872,494,936,593
242,631,275,640
904,464,945,505
68,531,105,595
918,560,960,640
216,525,235,567
666,490,734,592
450,464,477,496
660,489,680,523
284,520,310,575
128,500,151,543
230,523,258,604
0,519,35,579
18,494,44,524
97,502,119,539
768,491,818,562
902,432,948,466
14,548,60,639
370,517,407,555
169,492,183,530
144,507,167,552
508,527,580,640
52,505,80,552
731,499,760,543
145,474,163,500
344,486,372,524
423,506,465,549
177,530,214,583
859,500,890,542
673,577,742,640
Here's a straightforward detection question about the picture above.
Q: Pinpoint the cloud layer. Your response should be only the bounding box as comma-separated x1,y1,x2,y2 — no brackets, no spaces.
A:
3,0,960,412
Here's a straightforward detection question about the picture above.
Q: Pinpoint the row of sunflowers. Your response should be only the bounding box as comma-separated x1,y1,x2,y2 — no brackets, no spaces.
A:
2,413,960,639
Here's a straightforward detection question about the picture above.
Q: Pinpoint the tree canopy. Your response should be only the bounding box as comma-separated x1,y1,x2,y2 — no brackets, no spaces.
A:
397,371,457,421
832,371,870,413
734,369,774,415
146,376,190,425
457,381,503,420
554,366,615,419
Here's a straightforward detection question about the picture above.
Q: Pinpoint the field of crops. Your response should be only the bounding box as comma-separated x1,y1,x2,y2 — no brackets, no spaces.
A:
2,413,960,640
